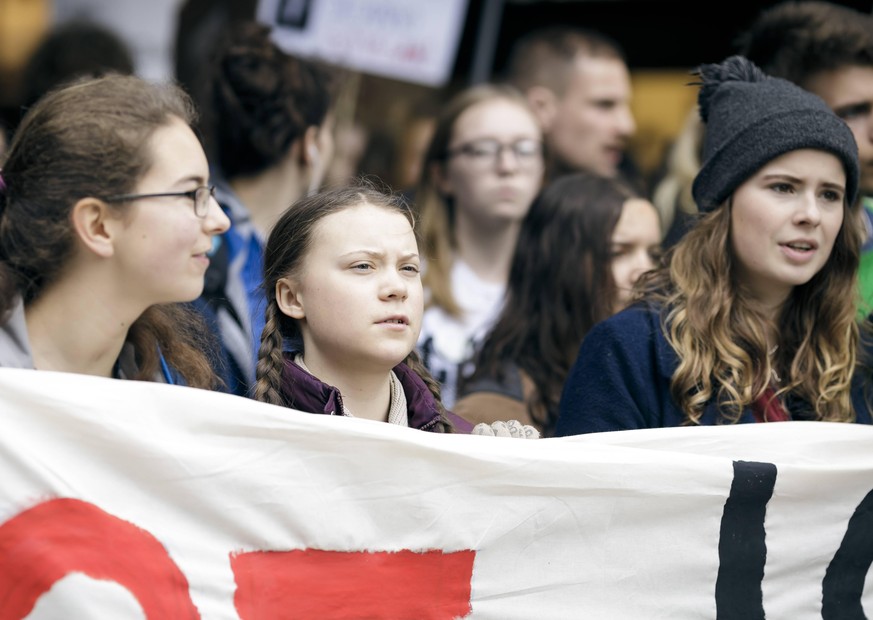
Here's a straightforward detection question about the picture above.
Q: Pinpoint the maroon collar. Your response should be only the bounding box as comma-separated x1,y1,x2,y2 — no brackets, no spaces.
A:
278,355,471,433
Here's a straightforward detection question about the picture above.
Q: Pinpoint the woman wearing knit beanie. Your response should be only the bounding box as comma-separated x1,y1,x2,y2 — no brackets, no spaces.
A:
556,55,871,434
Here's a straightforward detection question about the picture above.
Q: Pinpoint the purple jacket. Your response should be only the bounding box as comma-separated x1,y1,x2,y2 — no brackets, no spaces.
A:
279,355,473,433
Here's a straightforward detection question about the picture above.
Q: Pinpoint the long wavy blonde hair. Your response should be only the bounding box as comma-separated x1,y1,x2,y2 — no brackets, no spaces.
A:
637,196,863,425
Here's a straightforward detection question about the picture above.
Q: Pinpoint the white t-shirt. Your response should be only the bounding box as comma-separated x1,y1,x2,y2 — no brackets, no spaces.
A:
417,259,505,408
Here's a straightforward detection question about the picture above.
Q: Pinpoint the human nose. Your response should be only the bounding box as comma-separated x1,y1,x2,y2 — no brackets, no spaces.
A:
629,249,655,283
616,105,636,138
495,144,520,173
795,191,822,226
380,269,409,300
203,196,230,234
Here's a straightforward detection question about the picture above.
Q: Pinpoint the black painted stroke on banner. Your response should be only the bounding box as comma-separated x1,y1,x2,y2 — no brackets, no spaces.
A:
822,488,873,619
715,460,777,620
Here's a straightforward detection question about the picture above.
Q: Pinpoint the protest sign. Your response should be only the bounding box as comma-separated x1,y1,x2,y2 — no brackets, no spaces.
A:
256,0,468,87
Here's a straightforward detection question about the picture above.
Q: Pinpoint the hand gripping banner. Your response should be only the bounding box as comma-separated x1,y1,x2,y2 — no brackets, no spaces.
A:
0,368,870,618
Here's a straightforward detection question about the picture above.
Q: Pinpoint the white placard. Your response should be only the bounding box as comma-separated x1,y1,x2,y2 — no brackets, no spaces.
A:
256,0,468,86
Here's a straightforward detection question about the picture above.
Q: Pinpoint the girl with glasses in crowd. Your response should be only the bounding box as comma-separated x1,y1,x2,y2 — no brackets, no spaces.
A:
557,56,873,435
0,74,230,385
415,84,544,408
456,172,661,436
253,183,472,433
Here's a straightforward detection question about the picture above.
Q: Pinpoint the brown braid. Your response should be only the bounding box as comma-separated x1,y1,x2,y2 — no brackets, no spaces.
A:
253,299,289,406
402,349,454,433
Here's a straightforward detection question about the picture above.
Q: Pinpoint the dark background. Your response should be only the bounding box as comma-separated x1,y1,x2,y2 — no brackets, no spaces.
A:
452,0,873,82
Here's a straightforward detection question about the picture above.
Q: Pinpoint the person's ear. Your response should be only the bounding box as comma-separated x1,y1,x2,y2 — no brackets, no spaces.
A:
70,198,118,258
526,86,557,131
302,126,320,168
275,276,306,319
432,160,452,197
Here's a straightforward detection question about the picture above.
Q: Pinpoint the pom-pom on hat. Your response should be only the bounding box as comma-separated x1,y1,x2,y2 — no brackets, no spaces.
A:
691,55,859,211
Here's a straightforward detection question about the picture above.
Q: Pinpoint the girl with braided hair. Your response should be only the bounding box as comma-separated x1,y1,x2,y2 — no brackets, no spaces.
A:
253,184,472,433
557,56,873,435
0,74,230,386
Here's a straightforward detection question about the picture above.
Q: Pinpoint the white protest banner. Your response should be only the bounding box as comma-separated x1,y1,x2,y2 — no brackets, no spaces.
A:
0,367,870,618
255,0,468,87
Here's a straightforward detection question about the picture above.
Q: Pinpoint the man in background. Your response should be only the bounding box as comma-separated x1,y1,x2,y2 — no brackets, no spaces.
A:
506,27,638,185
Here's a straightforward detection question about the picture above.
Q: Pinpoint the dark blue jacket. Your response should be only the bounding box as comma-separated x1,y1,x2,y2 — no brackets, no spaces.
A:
194,181,265,396
556,304,873,436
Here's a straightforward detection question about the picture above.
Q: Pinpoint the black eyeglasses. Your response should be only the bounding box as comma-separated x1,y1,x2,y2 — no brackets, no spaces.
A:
445,138,543,168
104,185,216,218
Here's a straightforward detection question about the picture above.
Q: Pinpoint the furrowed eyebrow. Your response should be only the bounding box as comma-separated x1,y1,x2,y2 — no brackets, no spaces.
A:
340,250,384,259
834,102,871,118
339,250,420,261
760,174,844,192
821,182,846,193
760,174,801,183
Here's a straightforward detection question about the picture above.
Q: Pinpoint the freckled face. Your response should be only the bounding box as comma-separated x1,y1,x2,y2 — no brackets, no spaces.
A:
730,149,846,308
281,204,423,373
113,117,230,306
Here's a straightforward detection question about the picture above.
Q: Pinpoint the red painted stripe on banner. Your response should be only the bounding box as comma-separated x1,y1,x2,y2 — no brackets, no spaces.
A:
0,498,200,619
231,548,475,619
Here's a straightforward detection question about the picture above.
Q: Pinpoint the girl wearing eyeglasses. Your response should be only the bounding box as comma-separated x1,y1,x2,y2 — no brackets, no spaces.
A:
415,84,545,407
0,74,230,385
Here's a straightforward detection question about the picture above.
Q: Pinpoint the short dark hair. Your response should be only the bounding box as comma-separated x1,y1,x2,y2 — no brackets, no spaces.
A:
505,26,625,95
737,1,873,88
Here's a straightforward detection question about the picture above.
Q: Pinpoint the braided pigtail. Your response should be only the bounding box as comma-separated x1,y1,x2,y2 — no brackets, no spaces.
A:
403,349,454,433
253,299,288,406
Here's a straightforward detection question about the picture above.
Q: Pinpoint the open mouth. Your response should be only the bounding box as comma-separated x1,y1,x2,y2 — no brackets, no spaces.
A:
783,242,814,251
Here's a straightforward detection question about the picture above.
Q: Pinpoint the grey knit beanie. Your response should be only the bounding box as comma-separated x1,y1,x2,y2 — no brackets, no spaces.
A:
691,55,859,211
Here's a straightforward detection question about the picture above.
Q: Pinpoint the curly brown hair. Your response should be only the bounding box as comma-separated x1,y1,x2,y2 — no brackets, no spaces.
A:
637,195,862,424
